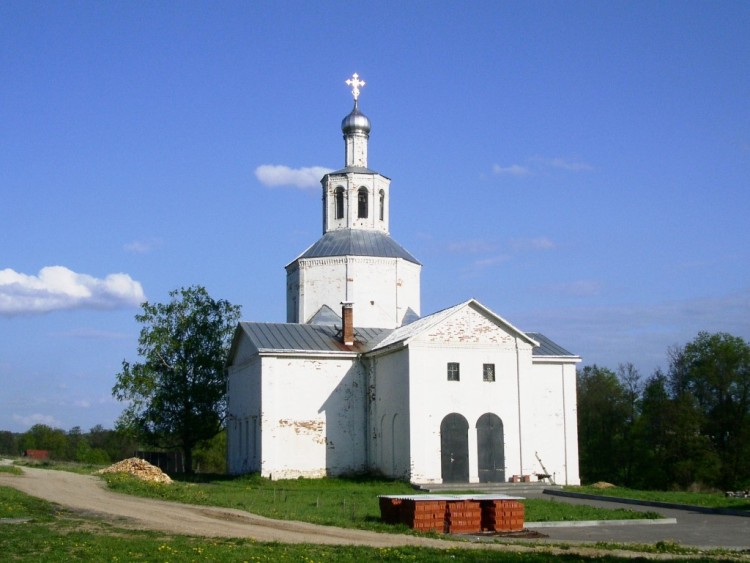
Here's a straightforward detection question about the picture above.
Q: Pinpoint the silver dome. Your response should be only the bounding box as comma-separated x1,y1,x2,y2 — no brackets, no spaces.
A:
341,101,371,135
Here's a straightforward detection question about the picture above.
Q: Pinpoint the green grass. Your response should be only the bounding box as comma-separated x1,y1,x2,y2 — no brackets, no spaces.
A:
101,471,658,531
14,459,108,475
0,486,720,562
0,465,23,476
567,486,750,511
0,486,55,521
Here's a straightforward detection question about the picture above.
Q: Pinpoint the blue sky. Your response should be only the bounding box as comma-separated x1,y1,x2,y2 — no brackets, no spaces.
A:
1,1,748,433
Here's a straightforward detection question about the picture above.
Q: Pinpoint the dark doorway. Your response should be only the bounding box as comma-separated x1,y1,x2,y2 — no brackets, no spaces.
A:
476,413,505,483
440,413,469,483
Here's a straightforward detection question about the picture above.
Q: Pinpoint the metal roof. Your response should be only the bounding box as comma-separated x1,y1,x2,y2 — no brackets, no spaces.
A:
294,229,420,265
526,332,577,357
327,166,379,175
238,322,391,354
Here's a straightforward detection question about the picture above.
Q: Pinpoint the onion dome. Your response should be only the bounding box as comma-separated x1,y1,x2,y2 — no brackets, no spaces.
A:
341,101,371,135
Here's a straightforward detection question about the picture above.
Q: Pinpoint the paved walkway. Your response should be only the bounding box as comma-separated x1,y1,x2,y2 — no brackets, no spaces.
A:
519,491,750,550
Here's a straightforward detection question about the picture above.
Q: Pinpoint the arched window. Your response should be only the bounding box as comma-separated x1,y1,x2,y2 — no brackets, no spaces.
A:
358,187,368,219
379,189,385,221
334,187,345,220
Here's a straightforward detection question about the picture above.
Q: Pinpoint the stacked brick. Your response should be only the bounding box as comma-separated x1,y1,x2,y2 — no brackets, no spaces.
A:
445,499,482,533
379,496,447,532
481,499,525,532
379,494,524,534
402,498,448,532
378,496,403,525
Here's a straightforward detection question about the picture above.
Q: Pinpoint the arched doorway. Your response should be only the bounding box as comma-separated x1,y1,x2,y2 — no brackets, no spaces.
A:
476,413,505,483
440,413,469,483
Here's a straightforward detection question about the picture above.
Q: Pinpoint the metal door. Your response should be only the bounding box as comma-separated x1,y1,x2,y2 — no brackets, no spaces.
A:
440,413,469,483
476,413,505,483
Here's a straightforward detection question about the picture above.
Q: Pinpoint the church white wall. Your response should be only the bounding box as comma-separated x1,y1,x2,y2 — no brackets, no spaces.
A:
368,350,411,479
257,355,367,480
522,361,581,485
288,257,420,328
227,354,262,475
405,341,524,483
394,305,540,483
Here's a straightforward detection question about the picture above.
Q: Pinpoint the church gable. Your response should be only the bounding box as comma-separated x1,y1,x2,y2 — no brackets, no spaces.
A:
372,299,536,351
415,302,524,347
226,325,261,368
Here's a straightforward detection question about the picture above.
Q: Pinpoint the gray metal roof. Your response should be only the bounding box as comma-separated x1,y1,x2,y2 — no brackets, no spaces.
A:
526,332,577,357
294,229,420,265
327,166,379,175
238,322,391,354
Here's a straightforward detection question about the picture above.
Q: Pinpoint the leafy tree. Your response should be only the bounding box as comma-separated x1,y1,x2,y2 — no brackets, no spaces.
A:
615,362,643,486
576,365,629,484
88,424,135,462
113,286,241,473
193,429,227,474
0,431,18,455
668,332,750,488
18,424,68,458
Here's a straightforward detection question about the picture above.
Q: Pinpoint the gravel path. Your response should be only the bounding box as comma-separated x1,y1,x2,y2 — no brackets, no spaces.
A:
0,465,511,552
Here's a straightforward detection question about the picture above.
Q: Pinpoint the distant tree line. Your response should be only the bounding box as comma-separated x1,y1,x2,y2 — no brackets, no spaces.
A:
0,423,227,474
0,424,136,464
578,331,750,490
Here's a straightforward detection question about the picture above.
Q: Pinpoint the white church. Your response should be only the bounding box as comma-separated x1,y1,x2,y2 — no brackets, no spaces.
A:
226,75,581,485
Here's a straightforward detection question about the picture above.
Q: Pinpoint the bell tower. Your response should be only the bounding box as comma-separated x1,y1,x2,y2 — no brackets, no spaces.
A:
286,74,421,328
322,74,391,236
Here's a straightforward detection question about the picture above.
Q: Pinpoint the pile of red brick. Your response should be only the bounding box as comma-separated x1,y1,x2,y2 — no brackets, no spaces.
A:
445,499,482,533
481,499,524,532
379,494,525,534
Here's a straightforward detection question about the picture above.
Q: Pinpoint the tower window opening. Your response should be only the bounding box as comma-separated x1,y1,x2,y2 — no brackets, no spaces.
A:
358,187,368,219
379,189,385,221
334,187,345,220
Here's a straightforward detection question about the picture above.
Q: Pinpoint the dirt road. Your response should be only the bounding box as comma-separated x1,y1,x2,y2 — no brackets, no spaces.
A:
0,465,515,552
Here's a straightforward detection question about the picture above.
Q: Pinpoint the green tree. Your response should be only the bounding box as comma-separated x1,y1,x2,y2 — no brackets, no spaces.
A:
668,332,750,488
0,431,18,455
576,365,629,484
193,429,227,474
113,286,241,473
18,424,68,458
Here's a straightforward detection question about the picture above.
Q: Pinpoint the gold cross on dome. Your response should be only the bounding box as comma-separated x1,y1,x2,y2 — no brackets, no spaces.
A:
346,73,366,100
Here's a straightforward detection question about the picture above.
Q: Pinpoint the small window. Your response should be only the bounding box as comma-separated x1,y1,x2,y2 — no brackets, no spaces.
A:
483,363,495,382
447,362,460,382
379,189,385,221
334,187,345,220
358,187,368,218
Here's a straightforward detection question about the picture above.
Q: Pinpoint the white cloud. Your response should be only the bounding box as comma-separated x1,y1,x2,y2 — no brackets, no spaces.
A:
255,164,333,189
447,240,498,254
12,413,62,429
0,266,145,315
492,156,592,178
510,237,557,252
492,164,531,176
124,238,162,254
473,256,510,269
531,156,593,172
55,328,132,340
542,280,603,297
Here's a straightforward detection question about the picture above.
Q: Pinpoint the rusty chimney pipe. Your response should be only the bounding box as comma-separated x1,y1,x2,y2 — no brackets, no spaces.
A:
341,302,354,346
